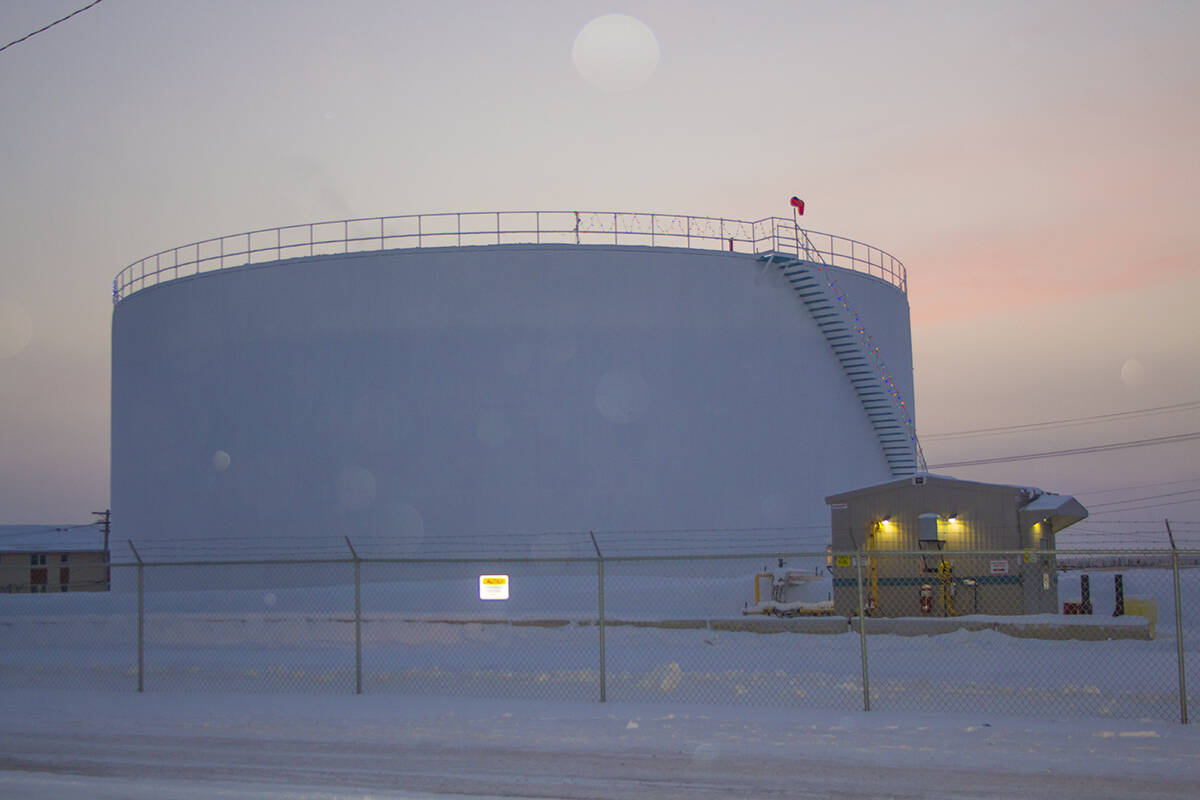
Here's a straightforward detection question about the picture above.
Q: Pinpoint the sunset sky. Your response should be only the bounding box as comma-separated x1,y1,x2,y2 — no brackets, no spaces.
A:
2,0,1197,545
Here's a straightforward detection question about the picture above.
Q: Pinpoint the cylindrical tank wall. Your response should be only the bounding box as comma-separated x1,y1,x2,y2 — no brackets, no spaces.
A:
111,243,913,556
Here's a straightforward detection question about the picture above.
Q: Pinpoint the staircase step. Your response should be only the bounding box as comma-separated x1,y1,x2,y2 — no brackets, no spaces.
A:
775,250,919,479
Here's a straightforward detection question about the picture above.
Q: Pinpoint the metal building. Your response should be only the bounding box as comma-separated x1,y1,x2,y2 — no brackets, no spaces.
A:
826,474,1088,617
111,211,920,558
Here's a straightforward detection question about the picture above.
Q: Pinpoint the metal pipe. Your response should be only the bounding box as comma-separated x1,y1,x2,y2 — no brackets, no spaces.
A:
346,537,362,695
129,540,144,693
856,550,870,711
1167,521,1188,724
137,563,143,692
590,532,606,702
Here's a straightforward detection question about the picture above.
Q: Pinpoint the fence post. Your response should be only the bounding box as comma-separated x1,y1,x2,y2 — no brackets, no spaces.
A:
1167,521,1188,724
856,550,870,711
346,537,363,695
590,532,606,703
128,540,144,693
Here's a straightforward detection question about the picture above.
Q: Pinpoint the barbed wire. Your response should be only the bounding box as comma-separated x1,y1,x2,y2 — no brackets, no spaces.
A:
10,517,1198,564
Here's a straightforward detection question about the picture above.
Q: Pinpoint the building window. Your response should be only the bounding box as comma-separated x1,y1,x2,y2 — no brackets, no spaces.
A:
60,584,69,593
30,553,46,566
60,553,69,564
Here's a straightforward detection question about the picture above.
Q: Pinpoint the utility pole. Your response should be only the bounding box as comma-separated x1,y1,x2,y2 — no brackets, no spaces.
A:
92,509,111,591
91,509,111,553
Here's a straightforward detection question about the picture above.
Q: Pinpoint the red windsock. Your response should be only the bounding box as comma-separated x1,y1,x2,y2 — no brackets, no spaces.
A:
790,196,805,215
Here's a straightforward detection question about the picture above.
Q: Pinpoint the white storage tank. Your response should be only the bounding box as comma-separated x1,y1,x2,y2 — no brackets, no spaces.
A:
111,211,919,558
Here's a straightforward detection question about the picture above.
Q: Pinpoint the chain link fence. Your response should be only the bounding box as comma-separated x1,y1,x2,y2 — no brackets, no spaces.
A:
2,549,1195,722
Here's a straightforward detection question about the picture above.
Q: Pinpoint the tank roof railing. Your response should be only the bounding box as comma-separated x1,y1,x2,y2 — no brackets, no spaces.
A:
112,211,907,303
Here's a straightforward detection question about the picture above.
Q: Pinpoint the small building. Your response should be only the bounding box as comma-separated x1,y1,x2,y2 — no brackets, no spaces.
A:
0,526,109,593
825,474,1087,617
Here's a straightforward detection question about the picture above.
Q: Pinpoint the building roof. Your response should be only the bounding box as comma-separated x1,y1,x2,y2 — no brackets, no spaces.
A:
824,472,1034,503
1017,493,1089,533
0,524,106,553
823,473,1089,534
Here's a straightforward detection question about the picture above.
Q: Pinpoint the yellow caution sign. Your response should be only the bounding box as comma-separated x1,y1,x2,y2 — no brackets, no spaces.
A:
479,574,510,600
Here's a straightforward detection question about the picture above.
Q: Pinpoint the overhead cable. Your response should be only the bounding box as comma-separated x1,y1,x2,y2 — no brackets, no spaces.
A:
922,400,1200,441
1085,488,1200,509
1088,497,1200,515
1072,477,1200,496
927,431,1200,468
0,0,105,54
0,522,100,540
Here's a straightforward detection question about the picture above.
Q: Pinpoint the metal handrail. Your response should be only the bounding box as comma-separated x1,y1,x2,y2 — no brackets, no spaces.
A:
112,210,907,303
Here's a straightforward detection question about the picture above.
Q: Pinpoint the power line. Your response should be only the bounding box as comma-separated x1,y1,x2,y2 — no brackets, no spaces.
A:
921,400,1200,441
1086,488,1200,509
0,0,105,54
1089,497,1200,515
927,431,1200,469
1072,519,1199,525
0,522,99,541
1072,477,1200,496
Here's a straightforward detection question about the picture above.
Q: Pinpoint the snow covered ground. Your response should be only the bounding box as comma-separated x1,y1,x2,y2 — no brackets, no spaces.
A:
2,565,1198,796
2,566,1195,719
2,689,1199,798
